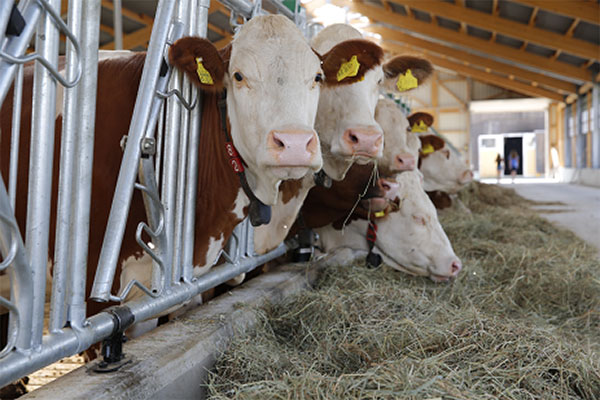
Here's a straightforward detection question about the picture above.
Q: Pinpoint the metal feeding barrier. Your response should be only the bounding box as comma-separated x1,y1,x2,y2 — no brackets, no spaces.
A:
0,0,305,388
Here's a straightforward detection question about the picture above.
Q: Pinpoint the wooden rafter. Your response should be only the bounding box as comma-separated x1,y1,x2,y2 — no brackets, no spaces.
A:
363,25,576,94
512,0,600,25
380,41,565,102
528,6,539,26
326,0,591,82
393,0,598,61
565,18,580,38
101,0,153,25
100,25,153,50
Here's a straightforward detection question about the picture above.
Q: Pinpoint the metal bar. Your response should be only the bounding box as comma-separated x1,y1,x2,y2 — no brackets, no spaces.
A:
0,176,33,356
26,0,61,349
181,0,208,282
219,0,253,19
67,0,102,328
91,0,177,301
113,0,123,50
0,239,290,387
50,0,82,334
0,1,15,51
8,64,23,210
0,0,43,107
169,0,190,285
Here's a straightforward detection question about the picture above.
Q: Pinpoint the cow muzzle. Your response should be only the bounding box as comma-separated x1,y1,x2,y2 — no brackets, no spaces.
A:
267,129,320,167
393,153,416,172
341,126,383,159
361,178,400,212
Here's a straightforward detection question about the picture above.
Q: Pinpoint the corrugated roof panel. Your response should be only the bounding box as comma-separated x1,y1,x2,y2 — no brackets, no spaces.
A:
412,9,432,23
466,0,493,13
467,25,492,40
557,52,588,67
573,21,600,45
495,33,523,49
436,16,461,31
525,43,556,58
534,9,573,34
207,29,222,43
498,0,532,24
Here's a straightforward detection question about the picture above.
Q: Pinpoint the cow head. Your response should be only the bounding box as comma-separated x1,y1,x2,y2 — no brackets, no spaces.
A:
418,135,473,194
374,98,421,176
311,24,433,181
367,170,461,281
171,15,325,205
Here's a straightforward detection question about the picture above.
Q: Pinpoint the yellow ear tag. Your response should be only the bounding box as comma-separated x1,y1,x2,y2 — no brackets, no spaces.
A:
337,55,360,82
374,211,386,218
421,143,435,155
396,69,418,92
195,57,214,85
412,120,428,133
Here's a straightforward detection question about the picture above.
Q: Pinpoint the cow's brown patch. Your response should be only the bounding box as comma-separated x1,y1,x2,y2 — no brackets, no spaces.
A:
320,39,384,86
280,179,304,204
383,56,433,84
408,112,434,129
427,190,453,210
169,37,226,92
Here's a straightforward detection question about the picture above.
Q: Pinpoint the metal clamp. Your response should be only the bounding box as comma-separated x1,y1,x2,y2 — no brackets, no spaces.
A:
92,306,134,373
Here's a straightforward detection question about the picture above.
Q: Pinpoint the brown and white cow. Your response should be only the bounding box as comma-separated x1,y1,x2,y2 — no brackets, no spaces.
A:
311,24,433,181
0,15,384,330
409,112,473,195
316,169,462,282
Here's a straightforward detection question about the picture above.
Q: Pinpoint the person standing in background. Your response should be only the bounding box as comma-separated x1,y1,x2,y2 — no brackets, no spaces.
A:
509,150,520,183
495,153,503,183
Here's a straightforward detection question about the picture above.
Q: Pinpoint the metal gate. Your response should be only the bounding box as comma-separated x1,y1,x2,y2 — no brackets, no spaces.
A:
0,0,304,388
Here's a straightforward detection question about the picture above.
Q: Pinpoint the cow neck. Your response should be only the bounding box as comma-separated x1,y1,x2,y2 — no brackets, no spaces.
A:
217,90,271,227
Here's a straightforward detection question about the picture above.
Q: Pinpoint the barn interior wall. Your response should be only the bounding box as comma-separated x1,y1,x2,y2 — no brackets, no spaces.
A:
470,111,545,173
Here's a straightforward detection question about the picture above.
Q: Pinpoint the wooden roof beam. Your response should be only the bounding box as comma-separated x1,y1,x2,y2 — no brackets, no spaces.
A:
101,0,153,26
512,0,600,25
100,25,153,50
380,41,565,102
393,0,599,61
565,18,580,38
363,25,577,94
329,0,591,82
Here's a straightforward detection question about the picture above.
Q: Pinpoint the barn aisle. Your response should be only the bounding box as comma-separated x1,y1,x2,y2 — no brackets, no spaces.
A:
506,182,600,257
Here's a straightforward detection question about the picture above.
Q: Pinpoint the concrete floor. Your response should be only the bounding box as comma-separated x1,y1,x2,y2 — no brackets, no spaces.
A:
495,181,600,257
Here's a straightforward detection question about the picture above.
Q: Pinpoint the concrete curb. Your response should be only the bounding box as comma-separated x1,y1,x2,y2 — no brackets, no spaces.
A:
23,262,323,400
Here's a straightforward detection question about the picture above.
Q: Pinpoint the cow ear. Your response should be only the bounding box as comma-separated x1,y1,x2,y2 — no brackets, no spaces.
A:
381,56,433,93
408,112,434,133
419,134,445,157
318,39,384,86
169,36,225,92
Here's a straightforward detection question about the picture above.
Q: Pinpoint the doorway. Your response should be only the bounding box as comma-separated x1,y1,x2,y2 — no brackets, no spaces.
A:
504,136,523,175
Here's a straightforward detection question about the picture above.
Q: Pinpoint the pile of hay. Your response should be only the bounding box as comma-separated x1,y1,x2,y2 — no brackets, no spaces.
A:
207,182,600,399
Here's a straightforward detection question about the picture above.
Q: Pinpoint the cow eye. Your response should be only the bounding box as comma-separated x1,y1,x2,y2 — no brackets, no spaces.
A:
234,72,244,82
315,73,323,83
407,126,412,133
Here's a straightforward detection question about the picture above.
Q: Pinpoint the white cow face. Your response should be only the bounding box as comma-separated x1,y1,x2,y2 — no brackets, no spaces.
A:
317,170,461,282
375,98,421,175
311,24,433,181
420,143,473,194
170,16,322,205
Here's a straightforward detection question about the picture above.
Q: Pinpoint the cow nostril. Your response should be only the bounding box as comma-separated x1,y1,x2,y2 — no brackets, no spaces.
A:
382,182,391,191
451,261,462,274
273,137,285,149
348,133,359,144
306,135,315,151
397,156,404,165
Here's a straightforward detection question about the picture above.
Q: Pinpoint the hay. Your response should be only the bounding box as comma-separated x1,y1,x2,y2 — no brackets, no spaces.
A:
206,182,600,400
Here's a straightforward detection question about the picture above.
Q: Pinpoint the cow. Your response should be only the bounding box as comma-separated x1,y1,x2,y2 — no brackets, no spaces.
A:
315,169,462,282
409,112,473,195
0,15,385,344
